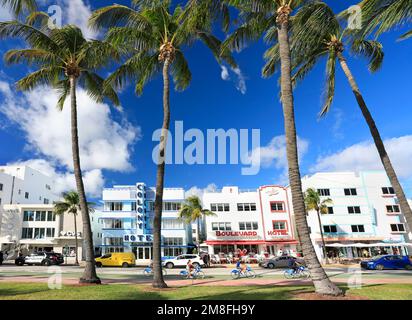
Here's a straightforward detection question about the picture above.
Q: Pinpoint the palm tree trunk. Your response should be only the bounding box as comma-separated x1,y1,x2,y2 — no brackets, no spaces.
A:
69,76,100,284
74,214,79,265
277,12,342,296
316,209,328,264
152,58,171,288
337,52,412,235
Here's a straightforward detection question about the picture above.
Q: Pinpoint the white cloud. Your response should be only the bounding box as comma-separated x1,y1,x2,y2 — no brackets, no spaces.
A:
311,135,412,179
249,135,309,170
61,0,97,39
185,183,218,200
0,81,140,197
0,7,13,21
220,65,247,95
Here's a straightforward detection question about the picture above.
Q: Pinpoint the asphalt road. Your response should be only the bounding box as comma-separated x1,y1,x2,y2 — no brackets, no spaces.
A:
1,262,412,278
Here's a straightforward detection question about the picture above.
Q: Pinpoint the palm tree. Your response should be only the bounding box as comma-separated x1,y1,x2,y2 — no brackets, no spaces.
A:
54,191,95,266
1,0,37,17
342,0,412,40
223,0,342,295
178,195,216,246
0,20,121,284
304,188,333,263
279,1,412,238
89,0,234,288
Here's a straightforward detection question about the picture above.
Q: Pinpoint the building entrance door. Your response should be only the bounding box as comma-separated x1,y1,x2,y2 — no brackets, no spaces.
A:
133,246,153,260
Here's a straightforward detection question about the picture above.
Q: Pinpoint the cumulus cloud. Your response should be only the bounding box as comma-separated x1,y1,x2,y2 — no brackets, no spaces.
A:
248,135,309,170
311,135,412,179
185,183,218,200
61,0,97,39
220,65,247,95
0,81,140,197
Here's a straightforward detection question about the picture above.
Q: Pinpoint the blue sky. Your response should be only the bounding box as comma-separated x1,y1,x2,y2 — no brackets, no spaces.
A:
0,0,411,199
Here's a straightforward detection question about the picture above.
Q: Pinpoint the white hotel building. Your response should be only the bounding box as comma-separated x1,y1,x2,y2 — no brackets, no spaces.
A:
302,171,412,260
95,183,194,260
202,185,299,256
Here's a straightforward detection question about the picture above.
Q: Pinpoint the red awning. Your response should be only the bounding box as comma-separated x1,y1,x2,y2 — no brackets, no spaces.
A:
205,240,298,245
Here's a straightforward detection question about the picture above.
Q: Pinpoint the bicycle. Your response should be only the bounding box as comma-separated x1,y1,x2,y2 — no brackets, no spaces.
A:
230,265,256,279
180,265,205,279
143,266,167,277
283,266,310,279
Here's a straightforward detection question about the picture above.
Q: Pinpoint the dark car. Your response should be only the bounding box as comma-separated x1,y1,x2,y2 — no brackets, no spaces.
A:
259,255,305,269
15,252,64,266
360,255,412,270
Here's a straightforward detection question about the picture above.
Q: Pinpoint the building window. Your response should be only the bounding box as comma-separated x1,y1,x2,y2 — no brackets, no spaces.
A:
24,192,29,199
344,188,357,196
386,205,400,214
107,202,123,211
210,203,230,212
327,207,334,214
104,219,123,229
239,221,258,231
323,225,338,233
47,211,55,221
35,211,47,221
237,203,257,211
382,187,395,195
161,219,184,230
273,221,287,231
163,237,183,246
34,228,45,239
351,225,365,233
105,237,124,246
347,206,361,214
21,228,33,239
270,202,285,212
146,201,154,212
43,198,49,204
23,211,35,221
46,228,55,238
45,184,51,190
317,189,330,196
0,198,2,204
390,224,406,233
212,222,231,231
163,202,182,211
131,202,137,211
0,183,3,191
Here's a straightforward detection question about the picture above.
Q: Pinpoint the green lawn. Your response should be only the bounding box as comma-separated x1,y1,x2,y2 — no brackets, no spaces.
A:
0,282,411,300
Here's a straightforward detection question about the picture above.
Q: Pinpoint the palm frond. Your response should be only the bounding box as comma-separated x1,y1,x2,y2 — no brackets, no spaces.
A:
319,48,337,117
1,0,37,17
171,50,191,91
4,48,55,66
351,38,384,72
15,66,61,91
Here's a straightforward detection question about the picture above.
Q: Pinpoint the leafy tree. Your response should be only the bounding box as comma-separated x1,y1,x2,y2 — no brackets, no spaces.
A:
304,188,332,263
178,195,216,244
89,0,234,288
277,1,412,239
223,0,342,296
54,191,95,265
0,20,120,283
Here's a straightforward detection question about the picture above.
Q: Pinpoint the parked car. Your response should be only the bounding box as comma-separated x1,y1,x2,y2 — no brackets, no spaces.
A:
95,252,135,268
360,255,412,270
259,255,305,269
15,252,64,266
162,254,205,269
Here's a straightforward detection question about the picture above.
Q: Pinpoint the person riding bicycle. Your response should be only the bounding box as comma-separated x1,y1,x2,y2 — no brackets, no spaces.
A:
236,259,247,274
148,259,153,269
186,260,195,279
288,258,302,274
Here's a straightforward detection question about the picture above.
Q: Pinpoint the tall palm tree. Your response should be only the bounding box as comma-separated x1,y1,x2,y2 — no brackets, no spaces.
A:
54,191,95,266
304,188,333,263
342,0,412,40
223,0,342,295
89,0,235,288
178,195,216,245
278,1,412,238
0,20,120,283
1,0,37,17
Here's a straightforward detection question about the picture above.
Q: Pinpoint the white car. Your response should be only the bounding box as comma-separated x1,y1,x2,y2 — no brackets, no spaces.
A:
162,254,205,269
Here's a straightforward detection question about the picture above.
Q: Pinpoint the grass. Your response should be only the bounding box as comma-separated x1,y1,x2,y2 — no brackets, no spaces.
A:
0,282,411,300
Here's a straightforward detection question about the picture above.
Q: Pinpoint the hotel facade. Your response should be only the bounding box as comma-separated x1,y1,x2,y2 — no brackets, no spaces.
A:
95,183,195,259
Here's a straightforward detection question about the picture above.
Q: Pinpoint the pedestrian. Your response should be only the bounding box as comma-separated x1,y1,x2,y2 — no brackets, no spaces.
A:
202,253,210,267
186,259,194,278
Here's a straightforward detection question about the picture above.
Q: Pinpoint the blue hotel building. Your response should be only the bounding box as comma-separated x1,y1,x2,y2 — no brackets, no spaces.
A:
95,183,194,260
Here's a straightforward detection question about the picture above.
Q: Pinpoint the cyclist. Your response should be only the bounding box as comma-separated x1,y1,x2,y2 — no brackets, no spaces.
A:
288,258,301,275
236,259,247,275
186,260,194,279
